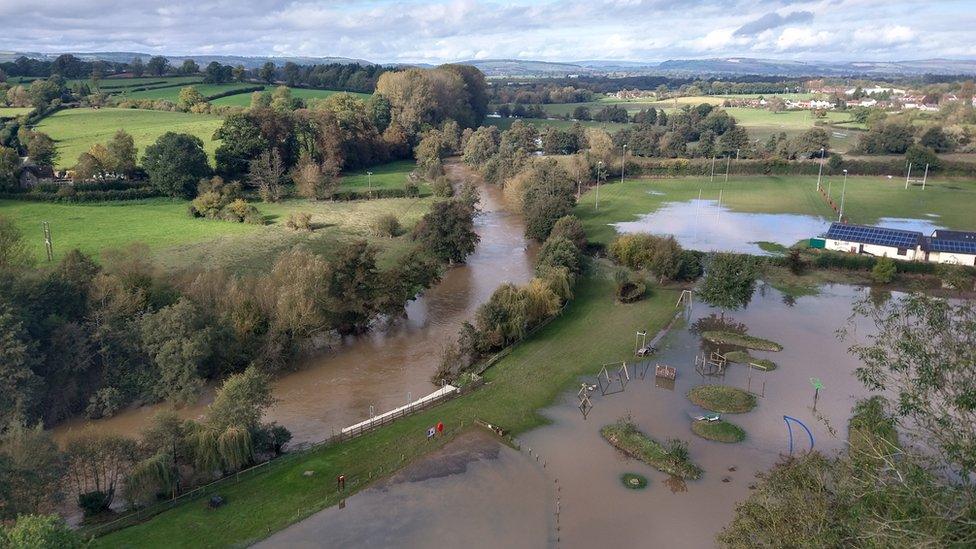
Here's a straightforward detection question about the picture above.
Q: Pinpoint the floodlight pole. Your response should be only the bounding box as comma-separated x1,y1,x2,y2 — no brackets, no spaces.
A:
905,162,912,190
922,163,929,189
709,155,716,183
596,161,603,211
620,144,627,184
366,171,373,198
838,169,848,222
816,147,825,191
735,148,740,161
724,155,731,183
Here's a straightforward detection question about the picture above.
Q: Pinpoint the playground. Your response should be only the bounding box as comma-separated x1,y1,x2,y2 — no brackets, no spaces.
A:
517,282,877,547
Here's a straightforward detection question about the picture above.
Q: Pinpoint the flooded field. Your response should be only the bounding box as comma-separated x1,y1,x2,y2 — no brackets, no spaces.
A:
53,166,536,445
518,283,878,547
611,199,945,254
257,431,553,548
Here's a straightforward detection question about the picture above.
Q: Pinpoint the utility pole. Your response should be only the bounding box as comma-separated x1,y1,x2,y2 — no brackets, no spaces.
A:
366,171,373,198
724,155,731,183
838,169,848,222
709,155,716,183
596,161,603,211
42,222,53,262
735,148,740,161
921,163,929,189
816,147,825,191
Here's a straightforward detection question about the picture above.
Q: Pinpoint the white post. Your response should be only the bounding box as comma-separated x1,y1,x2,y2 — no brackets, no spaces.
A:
725,155,731,183
621,144,627,184
710,156,716,183
905,163,912,190
596,161,603,211
839,169,848,221
367,171,373,197
922,164,929,189
816,147,825,191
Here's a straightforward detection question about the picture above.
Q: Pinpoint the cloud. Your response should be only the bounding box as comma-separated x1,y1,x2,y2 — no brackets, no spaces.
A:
734,10,814,36
853,24,917,47
775,27,833,50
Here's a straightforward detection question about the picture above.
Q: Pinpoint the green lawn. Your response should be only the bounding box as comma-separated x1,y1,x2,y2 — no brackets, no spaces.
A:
0,106,32,119
575,175,976,246
209,87,370,107
117,83,262,102
34,108,223,168
338,160,415,191
0,195,434,273
94,275,680,547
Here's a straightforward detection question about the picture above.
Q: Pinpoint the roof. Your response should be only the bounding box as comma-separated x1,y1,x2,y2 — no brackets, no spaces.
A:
825,223,922,249
925,230,976,255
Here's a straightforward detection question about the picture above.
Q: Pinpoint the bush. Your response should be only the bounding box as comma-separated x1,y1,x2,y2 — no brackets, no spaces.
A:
404,180,420,198
431,176,454,197
284,211,313,232
549,215,587,250
78,490,112,517
871,256,897,284
371,214,402,238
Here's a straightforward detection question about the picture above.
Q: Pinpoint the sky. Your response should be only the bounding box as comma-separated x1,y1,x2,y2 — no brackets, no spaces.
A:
2,0,975,64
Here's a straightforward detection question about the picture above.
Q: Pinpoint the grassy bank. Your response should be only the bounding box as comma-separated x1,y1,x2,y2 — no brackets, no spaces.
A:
35,108,223,168
95,276,680,546
691,419,746,443
687,385,757,414
723,350,777,371
575,175,976,247
601,419,703,479
702,331,783,352
0,195,433,271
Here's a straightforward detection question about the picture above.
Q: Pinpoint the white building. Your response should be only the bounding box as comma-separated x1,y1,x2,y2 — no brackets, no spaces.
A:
822,223,976,266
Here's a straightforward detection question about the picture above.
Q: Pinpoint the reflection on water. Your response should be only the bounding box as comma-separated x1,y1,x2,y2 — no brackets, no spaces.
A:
611,199,945,255
53,164,536,445
256,431,552,549
517,283,879,548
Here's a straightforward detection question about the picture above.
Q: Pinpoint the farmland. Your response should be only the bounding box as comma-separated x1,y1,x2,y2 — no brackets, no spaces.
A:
0,106,32,119
575,175,976,245
210,87,370,107
114,82,261,102
34,108,223,168
338,160,415,192
486,117,630,132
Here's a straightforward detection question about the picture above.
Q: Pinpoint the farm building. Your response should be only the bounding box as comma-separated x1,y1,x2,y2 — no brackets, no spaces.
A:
821,223,976,266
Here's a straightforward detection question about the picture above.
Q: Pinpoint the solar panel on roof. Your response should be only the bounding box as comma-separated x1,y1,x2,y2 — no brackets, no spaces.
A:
826,223,921,248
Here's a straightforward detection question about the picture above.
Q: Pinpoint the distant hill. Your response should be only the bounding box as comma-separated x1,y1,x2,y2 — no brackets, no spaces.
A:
651,57,976,77
0,51,374,69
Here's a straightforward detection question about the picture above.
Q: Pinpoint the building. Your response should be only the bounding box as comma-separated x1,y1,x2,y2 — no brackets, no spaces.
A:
822,223,976,266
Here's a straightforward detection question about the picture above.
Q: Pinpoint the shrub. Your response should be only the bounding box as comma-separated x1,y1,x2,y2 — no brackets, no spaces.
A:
284,212,313,232
535,236,582,276
871,256,897,284
77,490,112,517
431,176,454,197
371,214,402,238
404,180,420,198
549,215,587,250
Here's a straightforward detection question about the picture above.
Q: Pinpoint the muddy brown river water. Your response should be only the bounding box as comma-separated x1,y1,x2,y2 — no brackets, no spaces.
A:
52,166,536,445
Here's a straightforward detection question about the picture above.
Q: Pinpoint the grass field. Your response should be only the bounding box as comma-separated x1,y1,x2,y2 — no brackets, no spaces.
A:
94,273,680,547
116,83,262,102
687,385,757,414
35,108,223,168
209,87,370,107
486,117,630,132
338,160,415,191
0,193,434,272
575,175,976,246
0,106,32,119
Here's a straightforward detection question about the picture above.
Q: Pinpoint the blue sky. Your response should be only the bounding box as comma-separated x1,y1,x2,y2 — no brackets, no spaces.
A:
2,0,974,63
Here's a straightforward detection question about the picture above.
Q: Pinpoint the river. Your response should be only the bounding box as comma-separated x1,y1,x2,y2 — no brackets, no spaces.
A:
52,162,536,445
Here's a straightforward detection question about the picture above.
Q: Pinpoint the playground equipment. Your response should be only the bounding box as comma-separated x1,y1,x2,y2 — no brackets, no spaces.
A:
597,362,630,395
783,415,815,455
695,351,728,378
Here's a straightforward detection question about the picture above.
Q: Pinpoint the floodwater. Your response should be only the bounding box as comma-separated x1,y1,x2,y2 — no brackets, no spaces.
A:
611,199,945,255
256,430,553,548
517,283,880,548
52,163,536,445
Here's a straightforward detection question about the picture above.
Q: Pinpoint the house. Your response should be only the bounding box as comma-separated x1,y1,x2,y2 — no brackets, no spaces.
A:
822,223,976,266
16,159,55,188
824,223,924,260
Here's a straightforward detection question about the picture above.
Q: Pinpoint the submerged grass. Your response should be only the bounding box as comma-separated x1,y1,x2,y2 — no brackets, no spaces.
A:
687,385,757,414
702,331,783,352
601,419,702,480
691,419,746,443
723,350,777,371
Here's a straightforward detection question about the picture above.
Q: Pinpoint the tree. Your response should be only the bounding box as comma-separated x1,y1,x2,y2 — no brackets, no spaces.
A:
63,431,137,516
106,129,137,177
259,62,276,84
0,421,63,519
130,57,145,77
26,132,57,167
0,514,83,549
698,253,760,309
27,76,65,109
919,126,952,153
214,112,268,179
0,147,19,191
519,159,576,241
549,215,587,250
142,132,211,197
180,59,199,75
0,215,35,271
412,200,479,264
905,144,940,171
139,298,215,404
572,105,591,121
327,240,379,333
248,149,285,202
177,86,206,111
293,157,338,200
0,304,40,426
844,293,976,475
146,56,169,77
535,236,582,277
871,256,897,284
207,366,275,433
462,126,500,166
72,152,102,181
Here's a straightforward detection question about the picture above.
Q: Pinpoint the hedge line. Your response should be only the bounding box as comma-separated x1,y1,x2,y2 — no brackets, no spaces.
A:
331,188,420,201
626,158,976,178
0,187,161,202
205,85,266,101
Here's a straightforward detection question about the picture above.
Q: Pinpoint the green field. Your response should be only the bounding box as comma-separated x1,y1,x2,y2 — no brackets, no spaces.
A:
35,108,223,168
94,273,680,547
0,193,433,272
116,83,262,102
94,76,204,90
338,160,415,191
486,117,630,132
210,87,370,107
0,106,32,119
575,175,976,246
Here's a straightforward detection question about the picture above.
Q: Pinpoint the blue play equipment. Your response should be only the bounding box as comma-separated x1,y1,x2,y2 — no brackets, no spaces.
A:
783,415,814,454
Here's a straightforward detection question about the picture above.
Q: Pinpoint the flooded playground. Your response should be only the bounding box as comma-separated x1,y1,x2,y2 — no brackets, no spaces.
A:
52,167,537,445
611,198,945,255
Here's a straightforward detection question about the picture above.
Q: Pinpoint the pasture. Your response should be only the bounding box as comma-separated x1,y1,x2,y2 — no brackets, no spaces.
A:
0,194,434,273
34,108,223,168
486,117,630,132
116,82,262,102
209,87,370,107
575,174,976,246
0,106,32,119
338,160,415,192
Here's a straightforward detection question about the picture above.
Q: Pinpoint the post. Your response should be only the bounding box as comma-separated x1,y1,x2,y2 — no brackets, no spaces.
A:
816,147,825,191
724,155,731,183
735,148,740,161
838,169,848,222
620,144,627,184
922,163,929,189
42,222,53,262
366,171,373,198
709,155,716,183
905,162,912,190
